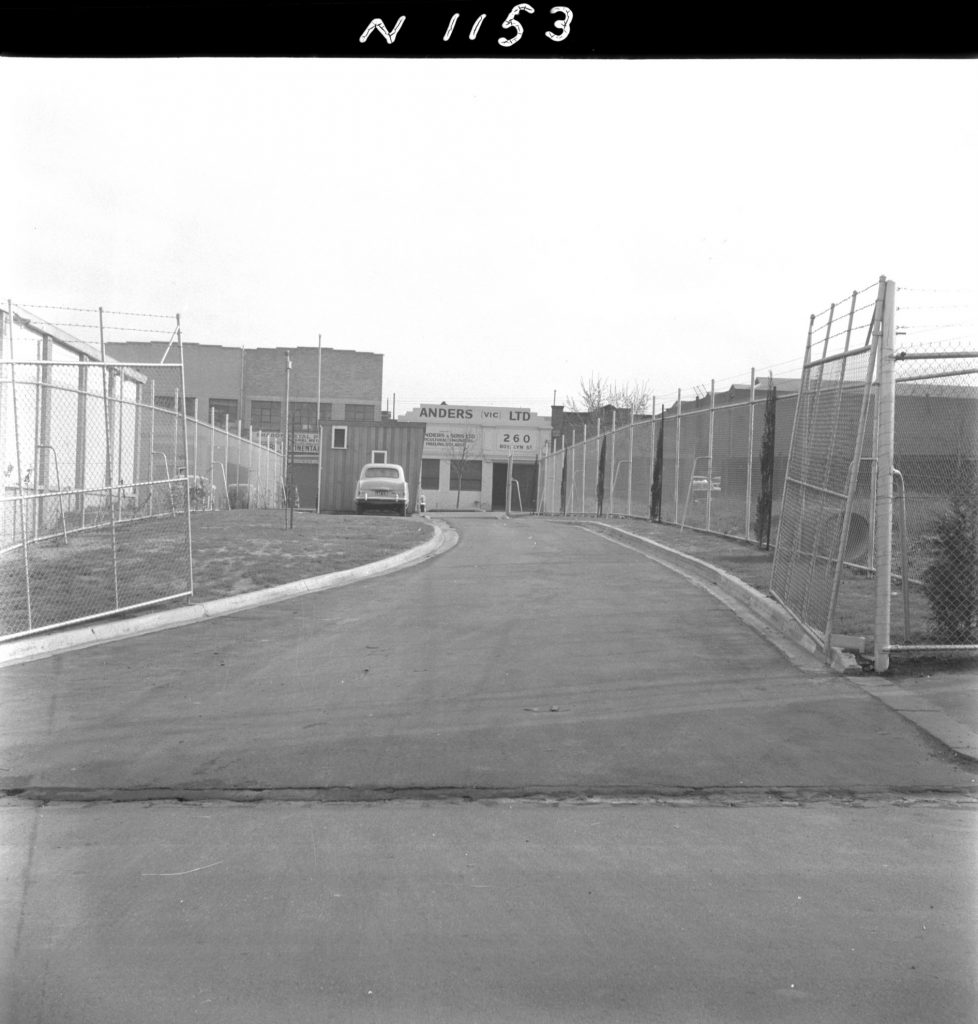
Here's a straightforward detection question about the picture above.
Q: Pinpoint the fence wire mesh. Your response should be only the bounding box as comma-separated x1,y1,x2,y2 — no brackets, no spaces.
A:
890,288,978,647
538,385,800,547
769,281,883,647
1,303,283,641
538,277,977,666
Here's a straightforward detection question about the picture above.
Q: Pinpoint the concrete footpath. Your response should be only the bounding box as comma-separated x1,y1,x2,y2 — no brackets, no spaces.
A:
1,513,975,766
4,798,974,1024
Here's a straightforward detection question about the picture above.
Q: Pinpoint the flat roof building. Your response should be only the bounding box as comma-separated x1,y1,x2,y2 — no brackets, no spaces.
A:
398,403,551,512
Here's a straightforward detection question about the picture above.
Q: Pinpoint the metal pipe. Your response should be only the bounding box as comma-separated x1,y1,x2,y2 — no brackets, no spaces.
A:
35,445,67,544
893,350,978,361
209,462,230,510
152,451,175,516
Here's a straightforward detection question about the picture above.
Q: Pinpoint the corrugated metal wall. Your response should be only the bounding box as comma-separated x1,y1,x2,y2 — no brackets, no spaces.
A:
318,421,427,513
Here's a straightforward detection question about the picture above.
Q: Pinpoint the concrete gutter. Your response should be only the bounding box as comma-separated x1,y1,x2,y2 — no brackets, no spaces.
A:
576,520,978,765
0,518,458,668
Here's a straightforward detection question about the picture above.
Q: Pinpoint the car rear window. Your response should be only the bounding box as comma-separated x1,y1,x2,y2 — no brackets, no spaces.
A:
363,467,401,479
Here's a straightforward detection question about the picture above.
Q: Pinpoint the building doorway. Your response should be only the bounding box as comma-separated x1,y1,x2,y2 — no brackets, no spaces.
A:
491,461,538,512
491,462,508,511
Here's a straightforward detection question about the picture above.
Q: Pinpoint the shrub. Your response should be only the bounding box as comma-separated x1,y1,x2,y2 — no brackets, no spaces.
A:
754,385,776,549
228,484,251,510
922,467,978,643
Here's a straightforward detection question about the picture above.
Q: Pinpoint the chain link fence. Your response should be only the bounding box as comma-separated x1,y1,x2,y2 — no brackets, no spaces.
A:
537,277,977,668
889,288,977,651
538,383,800,546
1,303,283,641
183,408,285,512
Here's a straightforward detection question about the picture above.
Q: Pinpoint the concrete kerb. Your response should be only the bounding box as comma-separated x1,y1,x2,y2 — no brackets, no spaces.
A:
0,518,459,668
572,519,978,764
574,519,826,660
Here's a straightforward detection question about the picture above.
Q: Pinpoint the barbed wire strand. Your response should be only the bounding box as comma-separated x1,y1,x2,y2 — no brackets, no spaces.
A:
20,302,176,320
810,280,881,321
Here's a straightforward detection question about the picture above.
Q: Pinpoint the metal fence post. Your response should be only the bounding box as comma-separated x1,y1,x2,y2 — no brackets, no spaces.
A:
707,379,715,531
874,278,897,672
627,409,634,518
609,409,616,517
745,368,755,538
148,379,155,517
173,386,180,479
176,314,194,597
552,446,558,515
209,405,216,504
316,424,324,513
673,389,682,524
9,359,33,627
570,430,576,514
236,419,242,495
581,424,587,515
224,413,230,507
651,393,659,520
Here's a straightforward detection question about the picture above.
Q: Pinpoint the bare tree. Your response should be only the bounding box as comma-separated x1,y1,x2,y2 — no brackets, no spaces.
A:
565,374,652,438
446,432,475,510
567,374,652,417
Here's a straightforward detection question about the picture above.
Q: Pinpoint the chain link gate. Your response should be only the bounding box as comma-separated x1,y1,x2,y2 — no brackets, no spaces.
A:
770,280,886,659
1,303,194,640
771,278,977,670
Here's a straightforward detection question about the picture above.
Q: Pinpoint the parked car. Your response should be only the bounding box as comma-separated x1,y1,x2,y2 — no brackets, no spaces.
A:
354,463,410,516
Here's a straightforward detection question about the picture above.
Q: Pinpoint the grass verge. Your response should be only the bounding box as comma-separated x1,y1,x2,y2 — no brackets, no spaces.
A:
1,511,435,637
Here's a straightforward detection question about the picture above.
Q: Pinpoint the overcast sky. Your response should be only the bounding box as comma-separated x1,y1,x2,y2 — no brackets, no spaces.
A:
2,58,976,416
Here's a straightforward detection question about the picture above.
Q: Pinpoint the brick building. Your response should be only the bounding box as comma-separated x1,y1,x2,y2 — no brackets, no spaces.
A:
105,340,383,436
106,339,396,510
550,404,654,451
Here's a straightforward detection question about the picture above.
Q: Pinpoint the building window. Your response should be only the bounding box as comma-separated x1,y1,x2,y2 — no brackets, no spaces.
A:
453,460,483,491
331,425,347,450
371,450,388,464
344,403,373,422
421,459,440,490
209,399,239,427
250,400,281,433
288,402,320,433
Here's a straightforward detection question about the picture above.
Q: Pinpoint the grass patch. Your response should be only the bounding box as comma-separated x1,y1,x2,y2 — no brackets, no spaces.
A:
1,511,435,637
